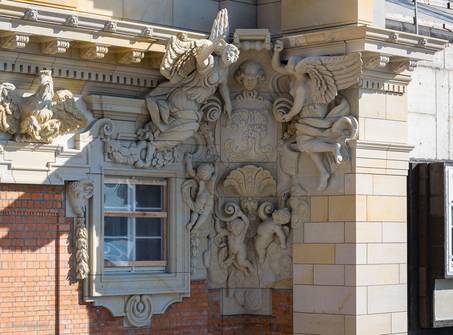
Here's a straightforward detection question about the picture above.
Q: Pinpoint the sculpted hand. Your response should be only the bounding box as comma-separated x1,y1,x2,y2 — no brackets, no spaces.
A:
224,102,232,118
274,40,284,53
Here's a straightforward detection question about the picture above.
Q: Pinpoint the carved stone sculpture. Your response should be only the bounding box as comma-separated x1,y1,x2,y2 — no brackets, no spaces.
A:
0,70,87,143
105,9,239,169
222,60,276,162
215,203,253,275
223,165,276,215
125,295,153,328
182,153,216,232
272,40,361,190
254,205,290,264
141,9,238,153
68,179,94,280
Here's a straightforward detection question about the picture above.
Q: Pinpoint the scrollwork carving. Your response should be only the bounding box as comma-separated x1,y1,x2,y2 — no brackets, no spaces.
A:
125,295,153,328
68,179,94,280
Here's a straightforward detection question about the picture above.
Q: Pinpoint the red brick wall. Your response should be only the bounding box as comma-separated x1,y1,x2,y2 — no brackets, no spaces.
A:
0,184,292,335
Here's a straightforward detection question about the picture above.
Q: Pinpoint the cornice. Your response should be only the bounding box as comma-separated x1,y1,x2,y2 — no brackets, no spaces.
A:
281,24,448,62
0,1,206,63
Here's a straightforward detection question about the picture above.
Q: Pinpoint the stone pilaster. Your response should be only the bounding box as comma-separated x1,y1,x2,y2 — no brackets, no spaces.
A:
281,25,446,335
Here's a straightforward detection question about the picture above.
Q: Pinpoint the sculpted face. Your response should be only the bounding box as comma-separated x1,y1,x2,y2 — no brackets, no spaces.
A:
235,60,265,91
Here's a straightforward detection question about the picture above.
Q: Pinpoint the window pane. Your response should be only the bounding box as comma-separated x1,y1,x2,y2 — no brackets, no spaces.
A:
136,239,162,261
104,238,129,266
104,183,129,210
104,217,128,236
135,185,162,210
136,218,162,237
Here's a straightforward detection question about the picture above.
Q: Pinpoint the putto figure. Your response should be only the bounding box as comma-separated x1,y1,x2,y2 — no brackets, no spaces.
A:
182,153,216,232
272,40,361,190
138,9,239,153
254,207,290,265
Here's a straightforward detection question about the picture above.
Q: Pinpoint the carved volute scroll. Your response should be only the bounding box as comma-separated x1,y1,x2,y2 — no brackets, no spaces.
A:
125,295,153,328
68,179,94,280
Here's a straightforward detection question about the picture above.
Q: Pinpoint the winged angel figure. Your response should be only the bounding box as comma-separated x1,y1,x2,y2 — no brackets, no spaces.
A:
138,9,239,154
0,70,87,143
272,41,361,191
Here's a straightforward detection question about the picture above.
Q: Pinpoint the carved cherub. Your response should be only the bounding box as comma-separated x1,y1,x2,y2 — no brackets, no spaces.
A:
272,40,361,190
254,206,290,264
182,153,216,232
215,203,253,275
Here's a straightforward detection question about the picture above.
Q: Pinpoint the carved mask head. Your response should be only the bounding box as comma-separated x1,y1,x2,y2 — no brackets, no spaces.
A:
272,208,291,225
235,60,265,91
222,44,240,66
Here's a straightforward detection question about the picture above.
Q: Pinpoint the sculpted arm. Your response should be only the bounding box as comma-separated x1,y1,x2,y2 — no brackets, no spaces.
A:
272,40,289,75
184,153,196,179
195,40,218,69
218,81,232,117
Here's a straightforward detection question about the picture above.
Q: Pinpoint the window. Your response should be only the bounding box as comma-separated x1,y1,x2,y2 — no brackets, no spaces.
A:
103,177,167,271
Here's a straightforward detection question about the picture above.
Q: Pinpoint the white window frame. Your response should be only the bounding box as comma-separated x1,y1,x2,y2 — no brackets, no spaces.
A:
103,177,168,271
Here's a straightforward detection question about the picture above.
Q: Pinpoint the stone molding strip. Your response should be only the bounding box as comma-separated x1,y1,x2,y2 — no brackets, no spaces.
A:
0,50,160,88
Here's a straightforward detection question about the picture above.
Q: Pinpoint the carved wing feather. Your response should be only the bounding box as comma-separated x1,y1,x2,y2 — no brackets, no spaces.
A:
209,8,229,41
160,34,197,83
51,90,87,133
295,53,362,104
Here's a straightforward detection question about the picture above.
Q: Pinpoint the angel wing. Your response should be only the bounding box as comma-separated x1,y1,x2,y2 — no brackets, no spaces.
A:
51,90,87,133
209,8,229,41
294,53,362,105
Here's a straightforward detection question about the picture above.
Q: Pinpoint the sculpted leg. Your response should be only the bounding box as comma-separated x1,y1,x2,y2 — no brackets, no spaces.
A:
309,152,330,191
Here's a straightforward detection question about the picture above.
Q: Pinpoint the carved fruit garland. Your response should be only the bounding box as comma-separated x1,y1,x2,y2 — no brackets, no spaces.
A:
68,179,94,280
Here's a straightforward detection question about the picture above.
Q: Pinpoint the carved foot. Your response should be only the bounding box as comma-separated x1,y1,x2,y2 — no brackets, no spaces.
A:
334,143,343,164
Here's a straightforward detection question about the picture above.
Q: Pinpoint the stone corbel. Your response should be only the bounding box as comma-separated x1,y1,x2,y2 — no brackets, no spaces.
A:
80,43,109,60
41,38,71,55
0,33,30,49
390,57,418,73
233,29,271,51
67,179,94,280
363,53,390,70
117,49,145,64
